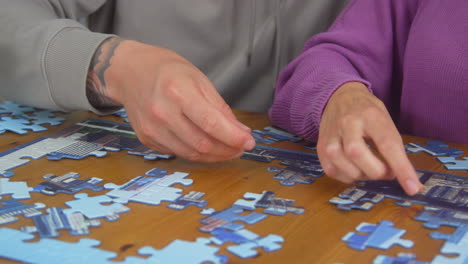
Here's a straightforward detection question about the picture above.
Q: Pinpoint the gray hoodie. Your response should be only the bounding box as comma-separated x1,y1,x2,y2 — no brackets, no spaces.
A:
0,0,347,113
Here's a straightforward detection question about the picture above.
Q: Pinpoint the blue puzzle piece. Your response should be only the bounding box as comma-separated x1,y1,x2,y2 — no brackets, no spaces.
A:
414,208,468,229
32,172,104,195
268,166,316,186
22,110,65,126
64,193,129,221
47,141,107,160
21,207,101,238
0,116,47,134
430,225,468,264
0,101,35,115
210,228,259,245
330,186,384,211
342,220,414,251
0,178,33,200
251,126,302,145
405,141,463,157
105,168,193,205
135,238,227,264
167,191,208,210
112,108,129,123
0,199,45,224
241,144,319,163
437,157,468,170
373,253,428,264
226,233,284,259
0,227,118,264
200,206,267,232
234,191,305,215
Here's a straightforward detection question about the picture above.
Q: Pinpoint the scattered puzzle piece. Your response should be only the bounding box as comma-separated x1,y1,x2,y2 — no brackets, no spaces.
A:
105,168,193,206
234,191,305,215
200,206,267,232
0,117,47,134
251,126,302,145
0,178,33,200
21,207,101,238
167,191,208,210
201,208,216,215
22,110,65,126
225,232,284,258
430,225,468,264
437,157,468,170
64,193,129,221
134,238,227,264
0,101,35,116
32,172,104,195
373,253,428,264
0,199,45,225
268,166,316,186
329,186,384,211
0,227,118,264
342,220,414,251
414,208,468,229
405,141,463,157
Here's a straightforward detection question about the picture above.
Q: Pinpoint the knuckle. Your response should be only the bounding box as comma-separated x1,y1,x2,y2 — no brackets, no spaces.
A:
338,115,357,128
149,107,169,124
200,114,218,133
324,142,341,159
343,141,364,159
193,137,214,154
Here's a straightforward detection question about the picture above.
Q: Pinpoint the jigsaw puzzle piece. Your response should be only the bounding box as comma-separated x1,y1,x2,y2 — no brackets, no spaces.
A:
0,117,47,134
343,220,414,251
405,141,463,157
373,253,428,264
241,145,318,163
0,227,118,264
437,157,468,170
414,208,468,229
430,225,468,264
167,191,208,210
21,207,101,238
144,168,193,187
0,199,45,224
200,206,267,232
329,186,384,211
47,141,107,160
251,126,302,145
268,166,315,186
0,101,35,115
64,193,129,221
234,191,305,215
22,110,65,126
32,172,104,195
0,178,33,200
226,233,284,258
136,237,227,264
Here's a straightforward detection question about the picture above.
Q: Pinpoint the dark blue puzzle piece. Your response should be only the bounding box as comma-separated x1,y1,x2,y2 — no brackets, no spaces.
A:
329,186,384,211
167,191,208,210
414,208,468,229
251,126,302,145
200,206,267,232
268,166,315,186
32,172,104,195
373,253,428,264
0,199,45,224
241,144,319,163
405,141,463,157
342,220,413,251
21,207,101,238
278,159,324,177
357,169,468,213
437,157,468,170
234,191,305,215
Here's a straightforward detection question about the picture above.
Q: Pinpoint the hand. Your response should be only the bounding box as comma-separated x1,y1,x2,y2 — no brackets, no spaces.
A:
317,82,424,195
89,38,255,162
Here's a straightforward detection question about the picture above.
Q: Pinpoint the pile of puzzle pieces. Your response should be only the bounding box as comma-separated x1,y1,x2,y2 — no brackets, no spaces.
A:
0,101,65,134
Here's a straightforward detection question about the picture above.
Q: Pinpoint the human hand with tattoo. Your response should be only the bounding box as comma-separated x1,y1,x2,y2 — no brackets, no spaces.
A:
86,37,255,162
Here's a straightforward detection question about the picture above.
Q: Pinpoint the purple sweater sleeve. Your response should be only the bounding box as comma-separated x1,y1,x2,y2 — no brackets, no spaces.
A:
269,0,419,142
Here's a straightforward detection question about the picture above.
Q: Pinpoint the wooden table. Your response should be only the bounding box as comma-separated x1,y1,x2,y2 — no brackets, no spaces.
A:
1,110,467,264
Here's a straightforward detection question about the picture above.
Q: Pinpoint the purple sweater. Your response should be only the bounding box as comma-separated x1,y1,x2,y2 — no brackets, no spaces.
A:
269,0,467,144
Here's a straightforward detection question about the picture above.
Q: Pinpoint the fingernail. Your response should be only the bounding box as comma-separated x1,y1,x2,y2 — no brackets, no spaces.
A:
405,179,421,195
243,138,255,150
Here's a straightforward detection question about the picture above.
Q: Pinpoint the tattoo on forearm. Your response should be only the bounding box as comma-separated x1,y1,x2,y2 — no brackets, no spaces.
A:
86,37,124,109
